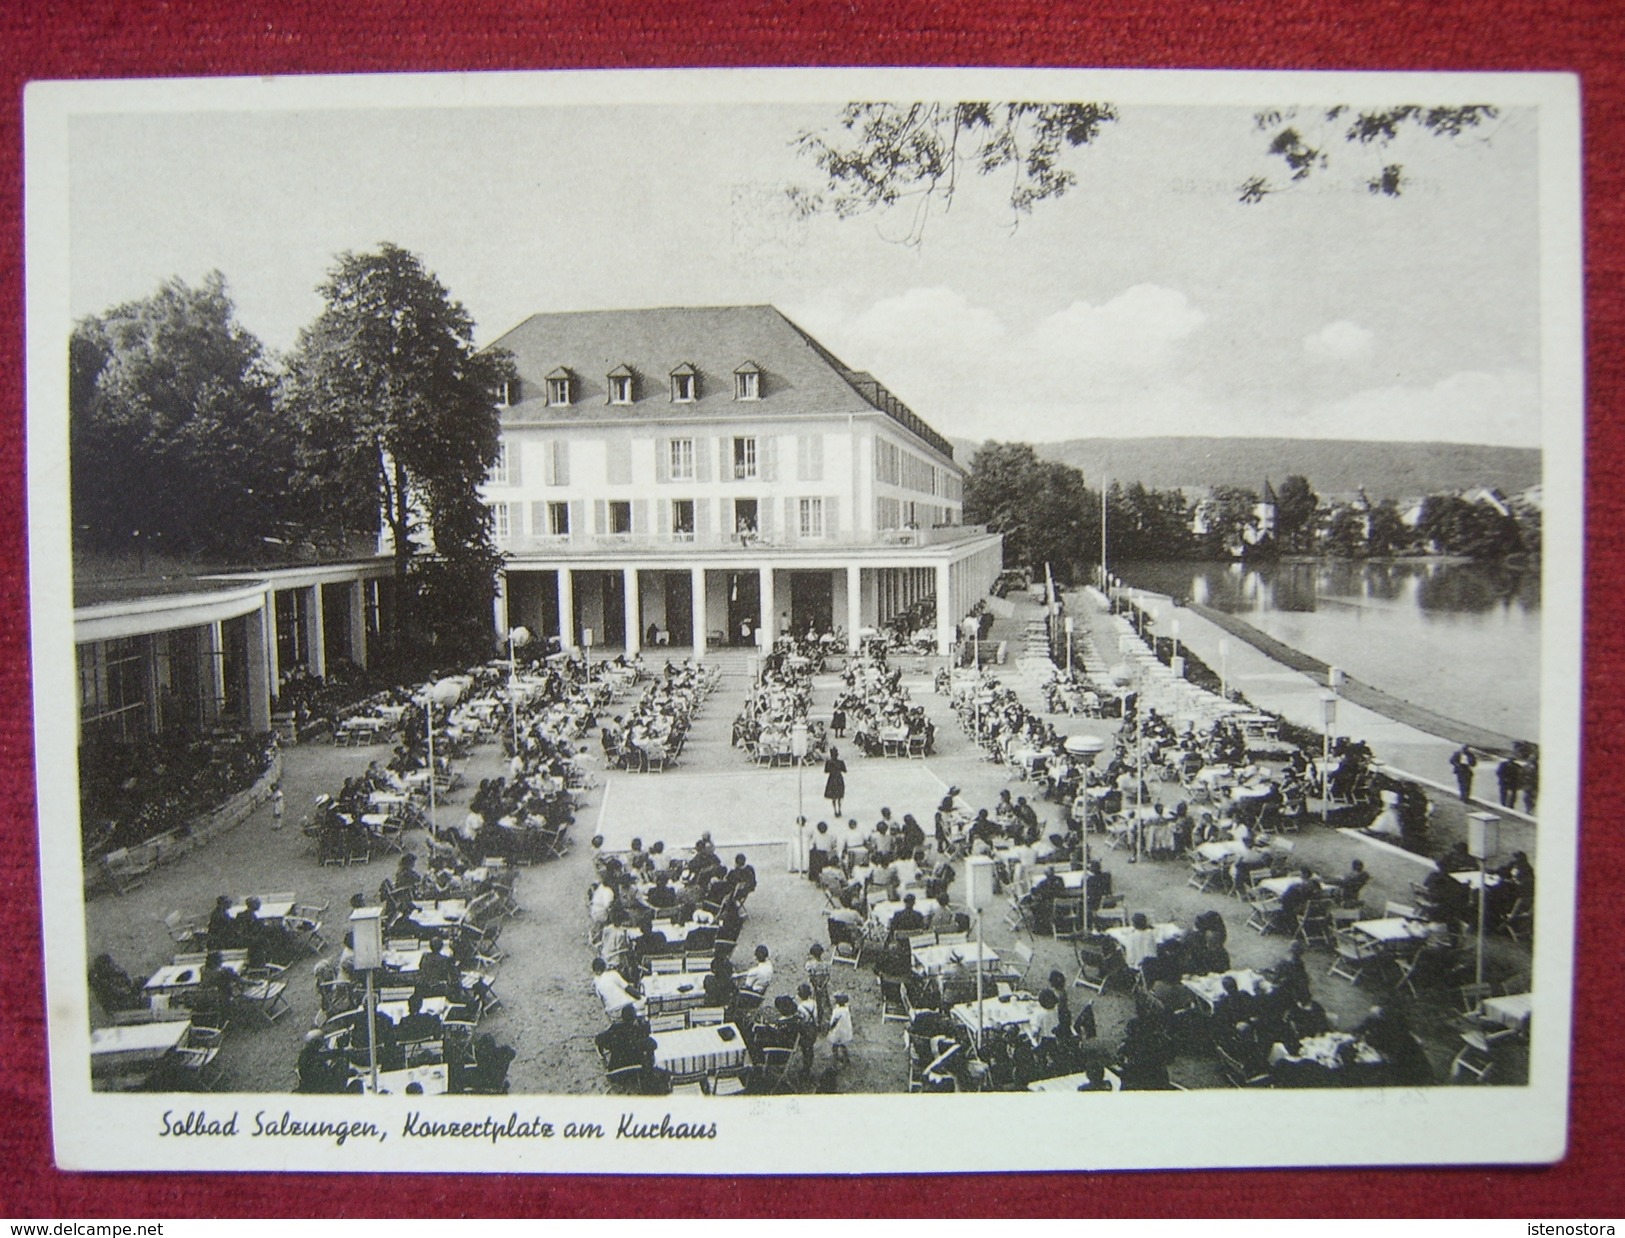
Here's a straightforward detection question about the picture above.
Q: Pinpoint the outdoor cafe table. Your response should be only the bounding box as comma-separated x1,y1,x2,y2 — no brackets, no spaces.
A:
144,962,210,993
227,897,295,921
1272,1032,1385,1070
90,1019,191,1077
1182,969,1272,1013
912,942,1001,977
1451,871,1504,892
951,996,1041,1037
1257,875,1303,897
377,994,452,1022
1482,992,1533,1031
1104,922,1183,951
1196,840,1246,863
1352,918,1434,948
1027,1068,1122,1092
640,972,707,1009
361,1063,449,1095
651,1024,748,1075
410,899,469,929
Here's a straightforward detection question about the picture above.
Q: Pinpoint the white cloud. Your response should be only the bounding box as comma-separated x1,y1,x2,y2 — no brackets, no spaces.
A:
1310,369,1540,446
1303,319,1374,362
1029,285,1206,380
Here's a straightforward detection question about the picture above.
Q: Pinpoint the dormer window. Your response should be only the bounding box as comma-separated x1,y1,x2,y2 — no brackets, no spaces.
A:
545,367,574,407
608,365,635,406
670,363,697,404
495,378,519,408
734,362,761,401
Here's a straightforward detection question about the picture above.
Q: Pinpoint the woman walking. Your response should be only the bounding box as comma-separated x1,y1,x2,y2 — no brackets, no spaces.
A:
823,745,848,817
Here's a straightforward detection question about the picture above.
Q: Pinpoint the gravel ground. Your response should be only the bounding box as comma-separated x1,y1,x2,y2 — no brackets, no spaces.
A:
83,604,1534,1095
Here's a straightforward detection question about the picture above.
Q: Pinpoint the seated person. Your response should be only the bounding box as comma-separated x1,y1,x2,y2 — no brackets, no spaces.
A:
88,953,145,1014
594,1006,657,1088
296,1030,354,1094
889,893,928,936
1074,1062,1114,1092
928,893,958,934
591,957,644,1018
737,944,774,995
726,854,758,904
395,992,444,1043
703,957,740,1012
1338,859,1371,907
1120,913,1159,971
415,935,464,1000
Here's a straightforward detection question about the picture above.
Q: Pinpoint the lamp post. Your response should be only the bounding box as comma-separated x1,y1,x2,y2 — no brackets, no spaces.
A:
1467,812,1501,987
583,627,595,690
348,906,384,1095
1319,692,1338,824
1218,638,1230,701
419,677,463,835
507,626,531,755
1064,615,1075,677
792,721,809,838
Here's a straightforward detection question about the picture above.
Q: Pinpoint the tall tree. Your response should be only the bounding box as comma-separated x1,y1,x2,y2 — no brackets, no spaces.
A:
964,441,1093,582
70,273,290,561
1274,474,1319,554
278,244,515,661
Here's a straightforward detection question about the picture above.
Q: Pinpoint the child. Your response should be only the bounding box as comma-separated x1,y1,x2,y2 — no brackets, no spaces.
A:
827,992,854,1066
805,943,832,1031
271,785,285,830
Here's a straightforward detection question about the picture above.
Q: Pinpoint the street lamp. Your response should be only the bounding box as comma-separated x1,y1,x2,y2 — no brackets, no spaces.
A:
348,906,384,1095
792,720,809,857
1218,638,1230,701
582,627,595,690
1064,615,1075,676
507,626,531,755
1467,812,1501,987
1319,692,1338,824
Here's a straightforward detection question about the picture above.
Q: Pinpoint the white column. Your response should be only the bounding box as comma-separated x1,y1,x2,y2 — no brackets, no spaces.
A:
624,568,641,654
557,568,575,649
492,572,509,643
308,584,326,678
265,589,281,695
350,579,369,669
691,568,707,657
759,565,775,648
936,561,953,656
847,564,862,651
244,605,272,732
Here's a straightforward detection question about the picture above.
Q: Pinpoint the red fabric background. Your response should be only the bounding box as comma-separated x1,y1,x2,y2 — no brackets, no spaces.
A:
1,0,1620,1217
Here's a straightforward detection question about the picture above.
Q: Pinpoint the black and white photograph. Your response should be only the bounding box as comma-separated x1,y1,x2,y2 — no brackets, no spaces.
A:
25,67,1583,1172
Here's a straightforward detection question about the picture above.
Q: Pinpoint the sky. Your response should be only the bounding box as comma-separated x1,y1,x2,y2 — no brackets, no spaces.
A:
66,92,1544,447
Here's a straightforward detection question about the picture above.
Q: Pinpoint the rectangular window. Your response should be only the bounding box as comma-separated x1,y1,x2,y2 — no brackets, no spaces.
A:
490,442,510,485
609,375,633,405
732,436,758,480
609,501,632,535
547,376,573,406
669,438,695,481
672,373,696,403
495,379,517,408
491,502,512,540
548,501,570,536
735,370,760,400
672,499,695,540
799,497,825,538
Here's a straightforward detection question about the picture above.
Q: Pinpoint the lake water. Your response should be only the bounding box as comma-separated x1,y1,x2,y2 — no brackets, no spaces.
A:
1115,559,1541,738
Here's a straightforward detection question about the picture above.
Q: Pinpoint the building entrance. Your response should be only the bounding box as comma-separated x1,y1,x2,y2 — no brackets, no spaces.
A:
788,570,834,640
725,571,761,646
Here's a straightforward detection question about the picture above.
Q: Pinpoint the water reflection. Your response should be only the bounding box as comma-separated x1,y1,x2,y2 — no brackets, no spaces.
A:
1117,559,1541,733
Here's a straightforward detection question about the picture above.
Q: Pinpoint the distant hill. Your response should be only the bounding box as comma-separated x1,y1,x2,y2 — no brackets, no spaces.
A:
952,437,1542,500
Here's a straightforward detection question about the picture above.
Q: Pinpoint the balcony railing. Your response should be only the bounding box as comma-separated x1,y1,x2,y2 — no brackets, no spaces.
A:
497,523,989,557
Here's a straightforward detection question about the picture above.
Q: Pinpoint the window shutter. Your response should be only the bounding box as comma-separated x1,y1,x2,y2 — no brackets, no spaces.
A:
758,499,772,538
796,436,809,481
826,495,840,538
808,435,823,481
657,501,671,536
719,437,731,483
632,499,649,535
696,441,711,482
656,439,670,484
785,497,799,543
507,441,522,487
696,497,711,536
593,499,607,535
763,436,778,482
568,499,583,540
531,502,547,537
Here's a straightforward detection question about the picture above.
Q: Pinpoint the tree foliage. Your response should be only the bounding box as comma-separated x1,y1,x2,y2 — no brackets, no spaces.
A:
1416,494,1524,559
1239,105,1499,204
964,441,1095,583
791,103,1117,241
277,244,515,660
69,273,293,559
790,101,1498,235
1274,474,1319,553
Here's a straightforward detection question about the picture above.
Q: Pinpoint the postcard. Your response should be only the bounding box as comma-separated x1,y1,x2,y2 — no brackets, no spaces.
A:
26,66,1582,1172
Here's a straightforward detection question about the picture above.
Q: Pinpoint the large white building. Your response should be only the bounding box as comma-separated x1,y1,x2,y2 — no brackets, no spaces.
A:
480,305,1003,657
